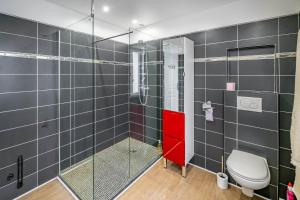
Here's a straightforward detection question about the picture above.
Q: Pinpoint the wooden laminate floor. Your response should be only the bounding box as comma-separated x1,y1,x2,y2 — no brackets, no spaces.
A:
21,159,262,200
20,179,74,200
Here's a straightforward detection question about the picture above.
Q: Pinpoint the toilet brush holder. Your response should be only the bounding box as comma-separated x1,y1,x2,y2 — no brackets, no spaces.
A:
217,172,228,190
217,156,228,190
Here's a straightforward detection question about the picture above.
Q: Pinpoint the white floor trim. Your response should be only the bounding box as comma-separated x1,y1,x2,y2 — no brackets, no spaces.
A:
61,158,91,176
114,157,162,199
57,177,79,200
14,177,57,200
189,163,270,200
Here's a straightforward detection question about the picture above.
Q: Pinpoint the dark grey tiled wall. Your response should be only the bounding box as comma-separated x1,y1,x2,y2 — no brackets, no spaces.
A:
129,40,162,146
224,91,279,199
0,13,129,199
185,14,299,199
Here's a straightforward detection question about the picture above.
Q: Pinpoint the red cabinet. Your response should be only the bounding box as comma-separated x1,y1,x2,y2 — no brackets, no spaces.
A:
163,110,185,167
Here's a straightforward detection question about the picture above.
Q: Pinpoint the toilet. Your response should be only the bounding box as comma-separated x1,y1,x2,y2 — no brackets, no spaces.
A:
226,150,270,197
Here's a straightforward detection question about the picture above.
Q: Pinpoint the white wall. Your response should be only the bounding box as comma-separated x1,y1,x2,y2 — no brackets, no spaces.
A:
139,0,300,39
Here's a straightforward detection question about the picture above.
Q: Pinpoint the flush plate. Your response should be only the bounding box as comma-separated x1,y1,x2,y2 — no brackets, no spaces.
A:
237,96,262,112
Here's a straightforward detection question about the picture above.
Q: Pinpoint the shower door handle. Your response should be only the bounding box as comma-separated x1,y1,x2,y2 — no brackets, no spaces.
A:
17,155,23,189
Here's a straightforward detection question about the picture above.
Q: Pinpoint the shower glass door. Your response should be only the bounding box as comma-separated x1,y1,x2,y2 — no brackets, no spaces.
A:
128,30,162,180
58,10,95,200
58,3,162,199
92,32,131,200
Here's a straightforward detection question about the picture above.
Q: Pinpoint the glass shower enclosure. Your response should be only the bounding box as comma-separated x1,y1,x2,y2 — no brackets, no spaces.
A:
56,2,162,199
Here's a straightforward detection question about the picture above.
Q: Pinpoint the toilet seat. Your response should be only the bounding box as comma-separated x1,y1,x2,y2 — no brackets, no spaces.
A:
226,150,269,182
227,166,268,182
226,150,270,197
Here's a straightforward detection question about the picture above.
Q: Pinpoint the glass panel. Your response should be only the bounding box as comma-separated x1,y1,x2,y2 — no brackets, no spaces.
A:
57,5,162,200
162,38,184,112
58,14,95,200
93,33,130,200
129,30,162,180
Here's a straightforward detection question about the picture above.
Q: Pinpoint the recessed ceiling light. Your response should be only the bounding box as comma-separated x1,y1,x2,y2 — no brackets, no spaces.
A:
132,19,138,25
102,6,110,13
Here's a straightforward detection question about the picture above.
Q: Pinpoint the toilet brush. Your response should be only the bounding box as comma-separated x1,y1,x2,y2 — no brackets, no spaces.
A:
217,156,228,189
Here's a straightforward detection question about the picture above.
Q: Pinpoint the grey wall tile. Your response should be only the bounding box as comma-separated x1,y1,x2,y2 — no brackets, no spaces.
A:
0,33,37,53
38,149,58,170
280,76,295,94
206,131,223,148
206,61,227,75
190,154,205,168
116,123,129,136
195,45,205,58
206,76,226,89
279,34,297,52
206,159,221,173
38,134,58,154
238,36,278,55
239,76,275,92
0,156,36,188
279,148,294,168
96,38,114,51
38,23,70,43
224,122,237,139
238,19,278,39
96,128,114,143
206,145,223,162
96,108,114,121
115,41,128,53
256,185,278,200
239,59,274,75
0,14,37,37
279,130,291,149
238,110,278,130
224,137,236,154
0,108,37,131
194,141,205,156
206,26,237,44
185,32,205,45
38,163,58,185
0,75,37,93
71,31,92,47
280,58,296,75
75,124,93,141
0,125,36,150
194,115,205,129
75,136,93,154
0,140,37,169
206,41,237,57
38,120,58,138
96,118,114,133
279,166,295,186
279,14,299,34
0,91,36,112
238,125,278,149
0,173,37,200
0,57,36,74
38,90,58,106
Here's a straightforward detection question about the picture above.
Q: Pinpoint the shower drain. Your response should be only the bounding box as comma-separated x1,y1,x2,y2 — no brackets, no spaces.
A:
129,149,137,153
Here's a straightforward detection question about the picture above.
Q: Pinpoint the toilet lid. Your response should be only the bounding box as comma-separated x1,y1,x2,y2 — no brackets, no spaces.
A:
227,150,268,181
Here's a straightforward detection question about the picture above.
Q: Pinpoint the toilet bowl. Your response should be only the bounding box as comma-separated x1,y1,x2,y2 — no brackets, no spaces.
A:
226,150,270,197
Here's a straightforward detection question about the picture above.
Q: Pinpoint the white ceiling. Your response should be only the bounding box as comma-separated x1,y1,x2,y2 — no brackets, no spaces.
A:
46,0,237,30
0,0,299,42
